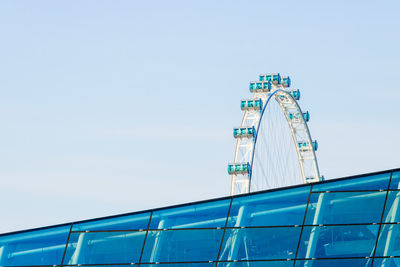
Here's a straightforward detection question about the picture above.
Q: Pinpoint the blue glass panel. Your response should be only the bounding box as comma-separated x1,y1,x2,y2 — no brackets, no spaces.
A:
81,265,215,267
298,225,379,259
375,224,400,257
149,199,230,229
141,229,223,263
305,191,386,225
0,225,70,266
383,191,400,223
372,258,400,266
312,172,390,191
217,261,293,267
72,212,151,231
146,264,216,267
63,231,146,264
73,266,136,267
295,259,372,267
219,227,301,261
228,186,309,227
389,171,400,190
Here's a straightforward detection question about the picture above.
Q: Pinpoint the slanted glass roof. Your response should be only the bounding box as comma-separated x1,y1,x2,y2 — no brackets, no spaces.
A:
0,169,399,267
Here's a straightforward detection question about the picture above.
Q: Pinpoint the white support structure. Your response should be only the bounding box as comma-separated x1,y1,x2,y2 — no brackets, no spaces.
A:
230,74,322,195
0,245,8,265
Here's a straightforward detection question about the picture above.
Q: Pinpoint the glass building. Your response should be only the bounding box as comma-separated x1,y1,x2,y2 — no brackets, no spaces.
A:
1,168,400,267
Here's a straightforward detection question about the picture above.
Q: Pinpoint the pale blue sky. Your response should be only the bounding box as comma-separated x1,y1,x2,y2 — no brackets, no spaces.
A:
1,0,399,233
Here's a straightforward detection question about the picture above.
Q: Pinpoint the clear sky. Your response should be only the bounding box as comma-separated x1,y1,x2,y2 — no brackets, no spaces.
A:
1,0,399,233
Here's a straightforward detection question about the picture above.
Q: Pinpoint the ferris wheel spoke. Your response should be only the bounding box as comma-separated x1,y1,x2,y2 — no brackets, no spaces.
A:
228,73,322,195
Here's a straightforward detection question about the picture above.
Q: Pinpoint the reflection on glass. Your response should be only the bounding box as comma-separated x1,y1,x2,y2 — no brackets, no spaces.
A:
305,191,386,225
149,199,231,229
217,261,293,267
141,229,223,263
383,191,400,223
376,224,400,257
71,266,138,267
219,227,301,261
72,212,151,231
389,171,400,190
228,187,309,227
372,257,400,267
295,258,372,267
0,225,70,266
81,264,215,267
298,225,379,259
3,171,400,266
312,172,391,192
146,264,216,267
63,231,146,264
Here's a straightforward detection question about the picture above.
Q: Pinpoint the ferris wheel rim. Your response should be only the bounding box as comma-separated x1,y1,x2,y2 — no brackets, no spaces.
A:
247,88,321,192
229,74,322,195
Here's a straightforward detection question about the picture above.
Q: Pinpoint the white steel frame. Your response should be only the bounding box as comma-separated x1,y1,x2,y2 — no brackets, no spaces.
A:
231,82,321,195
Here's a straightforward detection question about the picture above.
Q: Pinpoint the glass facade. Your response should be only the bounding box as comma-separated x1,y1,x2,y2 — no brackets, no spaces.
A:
1,169,400,266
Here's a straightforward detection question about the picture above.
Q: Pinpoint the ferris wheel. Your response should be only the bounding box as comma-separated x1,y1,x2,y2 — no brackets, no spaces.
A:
228,73,323,195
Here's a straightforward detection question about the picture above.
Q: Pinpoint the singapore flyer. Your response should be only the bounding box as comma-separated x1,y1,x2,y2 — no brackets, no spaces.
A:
228,73,322,195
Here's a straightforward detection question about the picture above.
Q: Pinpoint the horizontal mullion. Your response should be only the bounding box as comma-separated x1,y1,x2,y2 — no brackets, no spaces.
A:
224,225,301,229
68,222,392,233
312,189,387,193
139,260,216,264
295,256,373,260
380,222,400,225
71,229,147,233
9,256,400,267
0,266,63,267
62,264,138,266
302,222,381,227
215,259,293,263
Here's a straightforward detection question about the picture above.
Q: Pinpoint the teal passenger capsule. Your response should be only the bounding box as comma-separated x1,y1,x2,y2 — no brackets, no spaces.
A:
249,83,255,91
228,163,250,175
265,74,272,81
272,73,281,84
241,100,246,110
233,128,240,137
228,164,235,174
234,164,241,172
254,99,262,109
289,89,301,100
281,76,291,87
297,140,318,151
248,127,255,136
242,163,249,173
313,140,318,151
298,141,307,148
288,111,309,122
233,126,256,138
250,81,271,93
241,99,263,111
303,111,310,122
